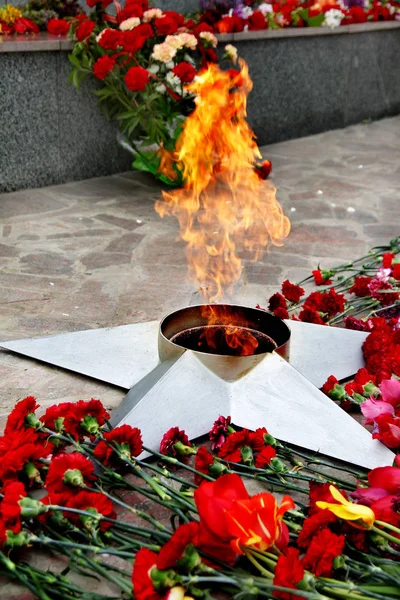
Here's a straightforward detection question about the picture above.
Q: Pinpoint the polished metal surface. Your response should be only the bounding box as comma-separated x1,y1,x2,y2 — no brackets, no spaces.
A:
0,318,368,389
112,350,394,470
159,304,290,381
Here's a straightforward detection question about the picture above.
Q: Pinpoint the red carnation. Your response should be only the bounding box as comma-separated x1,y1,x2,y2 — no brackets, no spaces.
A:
297,510,337,548
163,11,185,27
218,428,265,463
321,375,339,395
281,280,305,303
157,522,199,569
254,445,276,468
273,306,290,319
40,402,72,434
312,269,332,286
303,291,323,311
0,428,54,482
350,276,373,297
93,55,116,80
1,482,26,533
5,396,39,435
382,253,395,268
344,316,367,331
132,548,160,600
273,547,304,600
255,159,272,180
302,528,345,577
154,15,178,35
298,308,325,325
125,66,150,91
160,427,194,464
248,10,267,30
193,22,213,37
65,491,116,531
393,264,400,280
97,28,122,50
209,415,232,451
172,62,197,83
13,18,39,34
76,19,95,42
195,446,215,484
47,18,70,36
268,292,287,313
45,453,96,494
319,289,346,317
93,425,143,466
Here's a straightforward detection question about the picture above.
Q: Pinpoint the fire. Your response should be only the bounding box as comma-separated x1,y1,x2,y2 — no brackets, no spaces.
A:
155,59,291,355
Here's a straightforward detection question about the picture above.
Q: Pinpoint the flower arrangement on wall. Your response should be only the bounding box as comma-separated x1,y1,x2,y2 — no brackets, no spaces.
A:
200,0,400,31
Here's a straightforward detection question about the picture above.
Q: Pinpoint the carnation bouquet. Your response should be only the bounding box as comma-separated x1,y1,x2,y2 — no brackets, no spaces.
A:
68,0,230,187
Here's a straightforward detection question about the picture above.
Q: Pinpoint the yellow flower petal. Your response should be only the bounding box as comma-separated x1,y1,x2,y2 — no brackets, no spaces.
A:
316,485,375,529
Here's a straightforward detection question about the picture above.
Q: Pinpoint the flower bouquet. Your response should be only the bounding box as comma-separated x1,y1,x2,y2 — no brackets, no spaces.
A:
2,393,400,600
68,0,230,187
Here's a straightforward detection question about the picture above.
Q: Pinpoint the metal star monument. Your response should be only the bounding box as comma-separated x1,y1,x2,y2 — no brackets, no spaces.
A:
1,304,394,470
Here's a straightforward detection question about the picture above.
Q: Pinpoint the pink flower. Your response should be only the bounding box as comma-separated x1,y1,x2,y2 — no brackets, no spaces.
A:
380,378,400,407
361,397,394,425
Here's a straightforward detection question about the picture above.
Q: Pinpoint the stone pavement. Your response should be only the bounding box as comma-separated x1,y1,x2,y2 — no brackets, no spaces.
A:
0,116,399,427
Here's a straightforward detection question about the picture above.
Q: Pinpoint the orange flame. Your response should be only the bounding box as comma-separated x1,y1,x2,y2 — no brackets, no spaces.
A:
155,59,290,355
156,59,290,302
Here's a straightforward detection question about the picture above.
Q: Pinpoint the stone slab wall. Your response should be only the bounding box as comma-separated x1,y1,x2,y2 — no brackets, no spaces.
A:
235,28,400,145
0,25,399,192
0,51,131,193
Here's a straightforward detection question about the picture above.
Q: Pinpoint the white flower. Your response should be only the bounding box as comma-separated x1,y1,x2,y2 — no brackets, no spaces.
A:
148,63,160,74
173,32,197,50
165,35,184,50
258,2,273,14
165,61,174,69
224,44,238,63
119,17,140,31
166,71,181,90
199,31,218,47
243,6,254,17
155,83,166,94
143,8,163,22
152,42,177,63
323,8,345,28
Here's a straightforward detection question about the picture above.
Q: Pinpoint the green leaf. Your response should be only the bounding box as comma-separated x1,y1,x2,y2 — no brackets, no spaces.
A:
298,7,325,26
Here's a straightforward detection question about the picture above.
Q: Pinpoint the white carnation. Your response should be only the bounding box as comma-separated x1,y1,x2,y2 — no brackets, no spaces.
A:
323,8,345,28
258,2,273,14
119,17,140,31
143,8,163,22
199,31,218,47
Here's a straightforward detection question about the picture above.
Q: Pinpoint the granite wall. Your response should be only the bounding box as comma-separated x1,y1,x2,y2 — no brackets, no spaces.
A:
236,28,400,145
0,51,131,193
1,26,399,192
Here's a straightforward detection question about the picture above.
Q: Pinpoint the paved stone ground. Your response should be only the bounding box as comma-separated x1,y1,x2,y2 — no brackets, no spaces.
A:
0,115,399,425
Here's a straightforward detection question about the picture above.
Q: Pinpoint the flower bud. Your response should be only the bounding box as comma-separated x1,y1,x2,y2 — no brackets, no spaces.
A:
19,497,48,518
63,468,85,487
23,461,43,484
240,445,254,465
209,460,228,478
333,554,346,570
329,384,348,401
5,530,35,548
173,441,196,457
25,412,42,430
151,567,179,590
269,457,287,473
263,432,280,447
363,382,379,397
178,544,202,571
81,415,100,434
